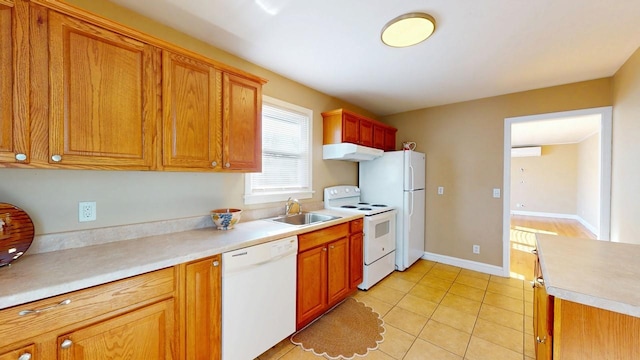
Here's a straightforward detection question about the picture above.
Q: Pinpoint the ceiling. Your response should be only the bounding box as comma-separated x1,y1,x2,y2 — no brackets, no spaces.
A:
511,114,601,148
110,0,640,116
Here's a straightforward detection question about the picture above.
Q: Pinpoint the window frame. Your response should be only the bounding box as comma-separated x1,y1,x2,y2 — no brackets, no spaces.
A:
244,95,313,205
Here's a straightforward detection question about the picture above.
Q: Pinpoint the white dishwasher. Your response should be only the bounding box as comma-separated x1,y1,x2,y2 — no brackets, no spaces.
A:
222,236,298,360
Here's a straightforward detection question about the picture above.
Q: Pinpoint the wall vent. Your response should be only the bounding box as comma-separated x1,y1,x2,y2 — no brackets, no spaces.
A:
511,146,542,157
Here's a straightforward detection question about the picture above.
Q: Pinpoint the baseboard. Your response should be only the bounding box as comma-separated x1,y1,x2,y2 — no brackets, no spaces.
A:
510,210,598,237
421,252,506,277
510,210,577,219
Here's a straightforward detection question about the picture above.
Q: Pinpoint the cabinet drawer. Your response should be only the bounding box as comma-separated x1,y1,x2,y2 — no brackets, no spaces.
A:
0,268,174,348
298,223,348,252
350,219,363,233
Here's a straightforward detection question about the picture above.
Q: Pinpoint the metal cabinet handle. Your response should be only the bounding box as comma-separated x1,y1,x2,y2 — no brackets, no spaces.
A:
51,154,62,162
18,353,32,360
15,153,27,161
60,339,73,349
19,299,71,316
531,249,538,255
211,161,217,167
225,162,231,168
536,336,546,344
212,260,219,267
535,276,545,286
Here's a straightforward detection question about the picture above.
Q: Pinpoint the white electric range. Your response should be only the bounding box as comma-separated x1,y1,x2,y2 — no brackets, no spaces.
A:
324,185,397,290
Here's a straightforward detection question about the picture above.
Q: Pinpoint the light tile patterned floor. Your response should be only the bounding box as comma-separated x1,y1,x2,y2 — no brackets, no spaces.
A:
258,260,535,360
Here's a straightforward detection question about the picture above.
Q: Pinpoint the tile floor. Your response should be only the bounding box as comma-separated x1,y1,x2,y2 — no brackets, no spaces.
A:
259,260,535,360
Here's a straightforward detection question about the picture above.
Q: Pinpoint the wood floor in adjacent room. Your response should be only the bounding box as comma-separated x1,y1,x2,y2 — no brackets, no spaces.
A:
509,215,597,281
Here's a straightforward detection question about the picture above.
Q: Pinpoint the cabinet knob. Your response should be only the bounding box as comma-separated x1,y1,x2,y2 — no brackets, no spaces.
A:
531,249,538,255
211,161,218,167
15,153,27,161
51,154,62,162
536,336,546,344
330,245,335,249
18,353,32,360
212,260,219,267
322,247,327,252
535,276,545,286
60,339,73,349
225,162,231,168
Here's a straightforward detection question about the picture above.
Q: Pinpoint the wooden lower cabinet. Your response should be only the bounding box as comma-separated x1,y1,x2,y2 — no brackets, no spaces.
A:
348,219,364,290
57,300,174,360
0,268,176,360
533,252,640,360
296,220,362,330
0,344,35,360
179,255,221,360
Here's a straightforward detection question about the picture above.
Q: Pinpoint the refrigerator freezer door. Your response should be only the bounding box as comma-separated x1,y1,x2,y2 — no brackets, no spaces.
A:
404,151,426,190
397,189,426,271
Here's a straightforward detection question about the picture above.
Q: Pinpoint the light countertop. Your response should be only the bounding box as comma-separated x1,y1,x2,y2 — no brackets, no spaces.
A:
536,234,640,318
0,210,362,310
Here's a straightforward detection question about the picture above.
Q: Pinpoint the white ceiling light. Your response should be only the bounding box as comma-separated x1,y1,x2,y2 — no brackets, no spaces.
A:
381,12,436,48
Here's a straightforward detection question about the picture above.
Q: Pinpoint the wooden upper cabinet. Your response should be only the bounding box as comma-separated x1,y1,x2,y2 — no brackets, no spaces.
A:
0,1,29,164
46,12,160,168
222,72,262,171
373,124,386,149
342,113,359,144
358,118,373,147
162,51,221,170
384,127,397,151
322,109,396,151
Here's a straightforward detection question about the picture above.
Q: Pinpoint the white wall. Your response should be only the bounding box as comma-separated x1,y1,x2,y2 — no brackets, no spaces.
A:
576,133,600,231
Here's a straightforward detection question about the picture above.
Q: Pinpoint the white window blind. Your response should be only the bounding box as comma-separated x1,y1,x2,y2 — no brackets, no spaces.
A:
244,96,312,204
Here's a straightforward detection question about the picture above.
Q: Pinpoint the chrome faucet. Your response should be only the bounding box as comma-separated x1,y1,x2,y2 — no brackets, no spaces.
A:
285,197,302,215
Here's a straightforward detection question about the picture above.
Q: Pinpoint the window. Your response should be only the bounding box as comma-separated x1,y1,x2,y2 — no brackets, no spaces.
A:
244,96,312,205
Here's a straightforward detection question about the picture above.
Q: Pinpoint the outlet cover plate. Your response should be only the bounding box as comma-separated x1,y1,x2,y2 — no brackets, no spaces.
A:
79,201,96,222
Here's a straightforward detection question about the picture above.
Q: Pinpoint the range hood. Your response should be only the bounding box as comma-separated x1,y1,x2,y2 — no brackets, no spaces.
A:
322,143,383,162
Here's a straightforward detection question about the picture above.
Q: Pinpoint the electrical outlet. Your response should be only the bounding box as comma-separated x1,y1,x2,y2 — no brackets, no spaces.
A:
492,188,501,198
79,201,96,222
473,245,480,254
437,186,444,195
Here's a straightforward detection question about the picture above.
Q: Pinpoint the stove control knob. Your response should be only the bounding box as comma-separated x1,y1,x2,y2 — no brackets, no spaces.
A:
355,188,360,192
345,188,350,193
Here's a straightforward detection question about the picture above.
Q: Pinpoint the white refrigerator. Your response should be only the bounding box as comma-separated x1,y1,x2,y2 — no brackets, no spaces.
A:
359,150,426,271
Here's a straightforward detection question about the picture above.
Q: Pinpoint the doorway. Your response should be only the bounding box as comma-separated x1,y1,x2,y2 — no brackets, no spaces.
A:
502,107,612,278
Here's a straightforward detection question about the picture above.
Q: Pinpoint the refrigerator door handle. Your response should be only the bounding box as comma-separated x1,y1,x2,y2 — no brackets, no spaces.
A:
409,164,414,190
408,191,414,219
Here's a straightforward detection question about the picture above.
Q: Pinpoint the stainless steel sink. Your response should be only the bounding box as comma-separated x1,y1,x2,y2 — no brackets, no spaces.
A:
270,212,341,226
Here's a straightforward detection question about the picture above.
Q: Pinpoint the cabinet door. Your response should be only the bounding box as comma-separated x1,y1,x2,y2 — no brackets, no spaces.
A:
384,127,396,151
342,113,359,144
297,246,327,329
349,232,364,290
327,237,350,306
372,125,386,149
533,276,553,360
47,12,160,168
222,72,261,171
58,299,175,360
163,51,221,170
0,344,35,360
0,1,29,164
358,119,373,147
184,256,221,360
